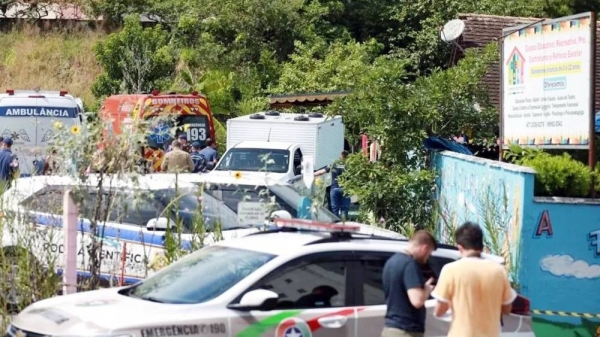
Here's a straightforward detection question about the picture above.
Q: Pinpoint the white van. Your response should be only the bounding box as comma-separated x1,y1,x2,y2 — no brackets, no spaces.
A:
223,112,345,176
0,89,83,176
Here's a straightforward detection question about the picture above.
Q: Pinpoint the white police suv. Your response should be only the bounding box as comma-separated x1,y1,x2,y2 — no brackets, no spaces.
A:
0,174,404,294
7,220,535,337
0,174,260,285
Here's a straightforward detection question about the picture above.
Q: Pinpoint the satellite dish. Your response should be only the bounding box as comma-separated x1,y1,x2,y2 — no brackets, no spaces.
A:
440,19,465,42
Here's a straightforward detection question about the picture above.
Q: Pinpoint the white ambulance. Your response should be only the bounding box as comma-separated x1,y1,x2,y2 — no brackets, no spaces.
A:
0,89,84,176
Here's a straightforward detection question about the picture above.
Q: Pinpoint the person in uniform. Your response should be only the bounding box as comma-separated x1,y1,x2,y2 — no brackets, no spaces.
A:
161,140,194,173
314,150,351,219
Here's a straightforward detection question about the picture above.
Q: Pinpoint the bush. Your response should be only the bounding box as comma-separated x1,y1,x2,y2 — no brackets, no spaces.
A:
504,145,594,197
595,164,600,193
519,152,592,197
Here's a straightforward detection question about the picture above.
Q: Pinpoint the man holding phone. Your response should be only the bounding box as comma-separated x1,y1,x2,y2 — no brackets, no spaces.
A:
381,230,437,337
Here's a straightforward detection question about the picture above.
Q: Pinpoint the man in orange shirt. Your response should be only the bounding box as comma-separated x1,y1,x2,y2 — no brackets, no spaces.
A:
431,222,517,337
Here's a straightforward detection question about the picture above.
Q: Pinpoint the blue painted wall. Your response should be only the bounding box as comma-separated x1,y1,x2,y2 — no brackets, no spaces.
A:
434,151,600,337
520,198,600,336
433,151,534,280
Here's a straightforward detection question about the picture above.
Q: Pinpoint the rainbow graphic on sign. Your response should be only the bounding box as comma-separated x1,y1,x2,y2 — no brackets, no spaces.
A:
507,46,525,85
275,317,312,337
506,17,591,40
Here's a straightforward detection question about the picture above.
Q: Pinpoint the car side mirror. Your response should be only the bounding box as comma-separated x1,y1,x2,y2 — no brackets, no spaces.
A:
146,217,171,231
227,289,279,311
270,210,292,220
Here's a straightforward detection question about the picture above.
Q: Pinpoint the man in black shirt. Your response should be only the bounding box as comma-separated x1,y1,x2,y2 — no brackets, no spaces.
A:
381,230,437,337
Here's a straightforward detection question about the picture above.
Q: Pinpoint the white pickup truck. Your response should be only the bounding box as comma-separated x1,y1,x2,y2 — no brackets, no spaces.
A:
209,111,345,205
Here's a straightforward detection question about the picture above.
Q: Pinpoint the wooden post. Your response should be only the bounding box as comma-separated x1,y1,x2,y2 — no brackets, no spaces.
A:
120,242,127,286
588,12,597,197
62,190,77,295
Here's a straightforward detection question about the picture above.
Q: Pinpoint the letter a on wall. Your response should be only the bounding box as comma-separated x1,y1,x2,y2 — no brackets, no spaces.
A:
535,210,553,237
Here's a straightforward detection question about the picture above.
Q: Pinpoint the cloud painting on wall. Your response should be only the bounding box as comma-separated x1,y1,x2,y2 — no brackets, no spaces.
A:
539,255,600,279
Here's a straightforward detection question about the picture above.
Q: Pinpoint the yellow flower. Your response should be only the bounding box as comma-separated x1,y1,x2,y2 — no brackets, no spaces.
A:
315,177,323,186
70,125,81,135
149,253,168,271
53,121,64,130
233,171,242,179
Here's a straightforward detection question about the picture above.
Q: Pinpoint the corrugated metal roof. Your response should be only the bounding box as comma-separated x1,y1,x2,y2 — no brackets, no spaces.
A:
0,2,161,22
457,14,542,108
1,2,90,20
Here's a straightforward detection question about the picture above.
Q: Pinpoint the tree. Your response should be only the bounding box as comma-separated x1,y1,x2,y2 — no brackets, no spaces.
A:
173,66,269,153
533,0,600,17
83,0,152,26
333,44,499,231
273,37,382,94
91,15,175,97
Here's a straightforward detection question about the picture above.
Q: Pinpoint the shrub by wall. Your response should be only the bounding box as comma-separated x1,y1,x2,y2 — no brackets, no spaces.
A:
504,146,595,198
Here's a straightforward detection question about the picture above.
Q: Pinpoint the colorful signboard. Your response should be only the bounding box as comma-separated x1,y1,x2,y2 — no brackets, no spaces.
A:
502,13,594,148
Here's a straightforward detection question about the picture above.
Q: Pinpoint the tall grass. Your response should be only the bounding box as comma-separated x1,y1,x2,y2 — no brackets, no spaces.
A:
0,27,105,108
436,182,522,288
0,116,229,329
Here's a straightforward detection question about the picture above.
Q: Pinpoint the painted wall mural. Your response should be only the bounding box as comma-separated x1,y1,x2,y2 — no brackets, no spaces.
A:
590,230,600,258
435,151,600,337
519,205,600,337
434,152,533,281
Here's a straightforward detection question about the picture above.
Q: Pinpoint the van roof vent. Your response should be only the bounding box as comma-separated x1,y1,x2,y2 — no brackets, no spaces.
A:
308,112,323,118
249,113,266,120
294,115,310,122
264,110,280,116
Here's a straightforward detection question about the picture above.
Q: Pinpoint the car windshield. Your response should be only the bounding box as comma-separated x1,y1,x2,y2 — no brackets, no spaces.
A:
268,184,340,223
214,148,290,173
18,185,253,233
203,184,287,212
198,183,340,223
153,187,200,212
125,245,275,304
156,187,252,231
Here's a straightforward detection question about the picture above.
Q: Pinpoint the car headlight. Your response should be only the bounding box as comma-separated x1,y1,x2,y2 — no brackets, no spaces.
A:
53,334,134,337
7,326,132,337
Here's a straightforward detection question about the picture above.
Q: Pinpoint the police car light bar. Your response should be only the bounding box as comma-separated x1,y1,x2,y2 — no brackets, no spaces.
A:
59,90,68,96
6,89,14,95
274,218,360,232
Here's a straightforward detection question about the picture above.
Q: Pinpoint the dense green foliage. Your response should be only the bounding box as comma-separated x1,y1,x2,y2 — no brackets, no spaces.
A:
92,16,175,97
77,0,600,229
504,146,597,198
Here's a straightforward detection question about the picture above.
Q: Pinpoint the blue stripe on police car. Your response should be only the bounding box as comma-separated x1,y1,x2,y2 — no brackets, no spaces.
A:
32,213,193,250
